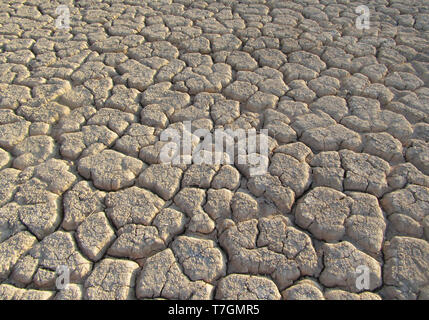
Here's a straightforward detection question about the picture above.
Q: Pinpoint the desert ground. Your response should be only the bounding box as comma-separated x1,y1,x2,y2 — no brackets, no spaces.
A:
0,0,428,300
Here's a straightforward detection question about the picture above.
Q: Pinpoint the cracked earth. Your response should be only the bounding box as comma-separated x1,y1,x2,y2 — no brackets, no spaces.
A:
0,0,429,300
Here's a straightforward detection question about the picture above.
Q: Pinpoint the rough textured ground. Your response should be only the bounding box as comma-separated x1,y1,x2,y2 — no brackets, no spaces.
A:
0,0,429,300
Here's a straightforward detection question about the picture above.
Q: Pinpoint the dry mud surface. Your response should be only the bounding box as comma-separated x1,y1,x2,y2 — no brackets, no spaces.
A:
0,0,429,300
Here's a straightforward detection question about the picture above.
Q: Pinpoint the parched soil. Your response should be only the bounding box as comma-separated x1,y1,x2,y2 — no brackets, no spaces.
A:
0,0,428,300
